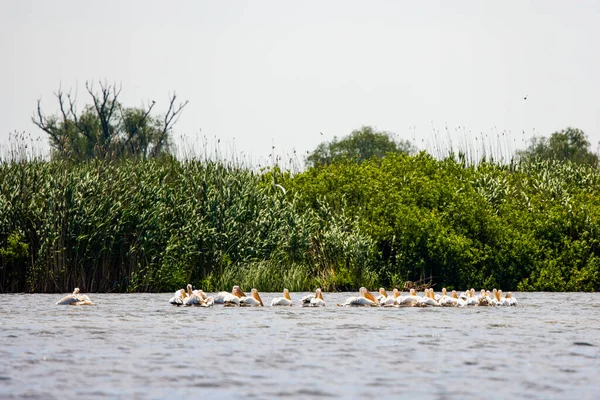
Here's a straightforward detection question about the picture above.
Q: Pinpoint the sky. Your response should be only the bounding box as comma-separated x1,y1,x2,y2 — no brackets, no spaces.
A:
1,0,599,165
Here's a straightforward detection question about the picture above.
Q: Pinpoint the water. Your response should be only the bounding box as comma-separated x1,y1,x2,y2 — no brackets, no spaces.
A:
1,292,599,399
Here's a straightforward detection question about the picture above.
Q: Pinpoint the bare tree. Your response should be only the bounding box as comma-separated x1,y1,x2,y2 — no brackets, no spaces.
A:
32,80,188,160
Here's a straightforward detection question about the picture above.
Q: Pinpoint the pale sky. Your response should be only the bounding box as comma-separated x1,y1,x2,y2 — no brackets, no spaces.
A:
1,0,599,165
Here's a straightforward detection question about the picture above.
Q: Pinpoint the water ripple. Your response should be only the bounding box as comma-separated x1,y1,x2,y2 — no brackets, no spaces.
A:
0,292,599,398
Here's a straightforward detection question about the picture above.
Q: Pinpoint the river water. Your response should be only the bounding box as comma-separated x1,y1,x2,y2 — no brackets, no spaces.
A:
0,292,599,399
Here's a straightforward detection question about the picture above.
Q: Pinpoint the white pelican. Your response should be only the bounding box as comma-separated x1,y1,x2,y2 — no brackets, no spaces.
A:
55,288,94,305
438,288,454,307
271,289,293,306
397,288,419,307
505,292,518,306
214,286,243,304
478,289,492,306
392,288,403,303
453,290,466,307
375,288,388,302
490,289,500,306
417,288,439,307
309,288,326,307
465,288,479,306
339,287,379,307
498,290,515,306
183,284,204,306
221,286,245,306
300,293,313,307
378,288,397,307
240,288,264,307
169,288,186,306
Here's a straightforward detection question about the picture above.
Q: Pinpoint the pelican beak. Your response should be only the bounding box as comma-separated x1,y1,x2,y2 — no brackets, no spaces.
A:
318,290,324,301
284,290,291,301
253,290,264,306
233,287,246,298
364,291,377,303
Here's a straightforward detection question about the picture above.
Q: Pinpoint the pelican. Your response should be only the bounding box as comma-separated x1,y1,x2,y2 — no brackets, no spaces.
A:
490,289,500,306
271,289,293,306
375,288,388,302
378,288,397,307
505,292,518,306
222,286,245,306
417,288,439,307
300,293,313,307
478,289,491,306
465,288,479,306
498,290,515,306
214,286,244,304
339,287,379,307
183,284,205,306
55,288,94,305
169,288,186,306
309,288,326,307
397,288,419,307
392,288,404,304
438,288,454,307
240,288,264,307
453,290,466,307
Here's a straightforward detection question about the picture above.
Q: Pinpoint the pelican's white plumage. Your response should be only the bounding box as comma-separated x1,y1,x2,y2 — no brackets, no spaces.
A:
378,288,397,307
417,289,439,307
505,292,518,306
453,290,466,307
437,288,454,307
240,288,264,307
300,294,313,307
271,289,293,306
397,288,419,307
465,288,479,306
169,288,186,306
339,287,379,307
221,286,245,306
56,288,94,305
309,288,326,307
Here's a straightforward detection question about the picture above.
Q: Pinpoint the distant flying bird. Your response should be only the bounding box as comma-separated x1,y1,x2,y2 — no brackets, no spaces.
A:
320,132,323,135
523,95,528,100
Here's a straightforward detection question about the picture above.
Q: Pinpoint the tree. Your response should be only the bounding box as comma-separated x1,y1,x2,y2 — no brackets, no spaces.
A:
32,81,188,160
516,127,598,166
306,126,415,167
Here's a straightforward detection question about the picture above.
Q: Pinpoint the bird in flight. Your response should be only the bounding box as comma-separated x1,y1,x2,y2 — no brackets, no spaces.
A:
523,95,528,100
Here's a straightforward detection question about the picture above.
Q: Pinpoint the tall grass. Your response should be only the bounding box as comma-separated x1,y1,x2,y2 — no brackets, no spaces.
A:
0,155,375,293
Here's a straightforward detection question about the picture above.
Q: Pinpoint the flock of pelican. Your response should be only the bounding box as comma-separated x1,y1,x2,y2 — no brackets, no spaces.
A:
55,285,518,307
165,285,518,307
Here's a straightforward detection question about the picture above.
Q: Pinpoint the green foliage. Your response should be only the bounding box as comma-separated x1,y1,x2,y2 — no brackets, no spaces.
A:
516,127,598,166
306,126,414,168
2,144,599,292
287,154,600,292
0,232,30,292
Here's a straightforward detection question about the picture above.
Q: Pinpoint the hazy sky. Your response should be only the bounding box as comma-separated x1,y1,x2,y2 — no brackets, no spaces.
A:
1,0,599,164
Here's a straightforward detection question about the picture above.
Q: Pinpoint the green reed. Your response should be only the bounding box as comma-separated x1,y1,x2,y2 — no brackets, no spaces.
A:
0,156,375,292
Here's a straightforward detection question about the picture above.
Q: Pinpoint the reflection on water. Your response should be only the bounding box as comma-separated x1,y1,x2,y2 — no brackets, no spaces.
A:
0,292,599,399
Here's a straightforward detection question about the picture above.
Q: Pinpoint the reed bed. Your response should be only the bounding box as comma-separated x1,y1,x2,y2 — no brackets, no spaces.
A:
0,156,374,293
1,133,599,292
